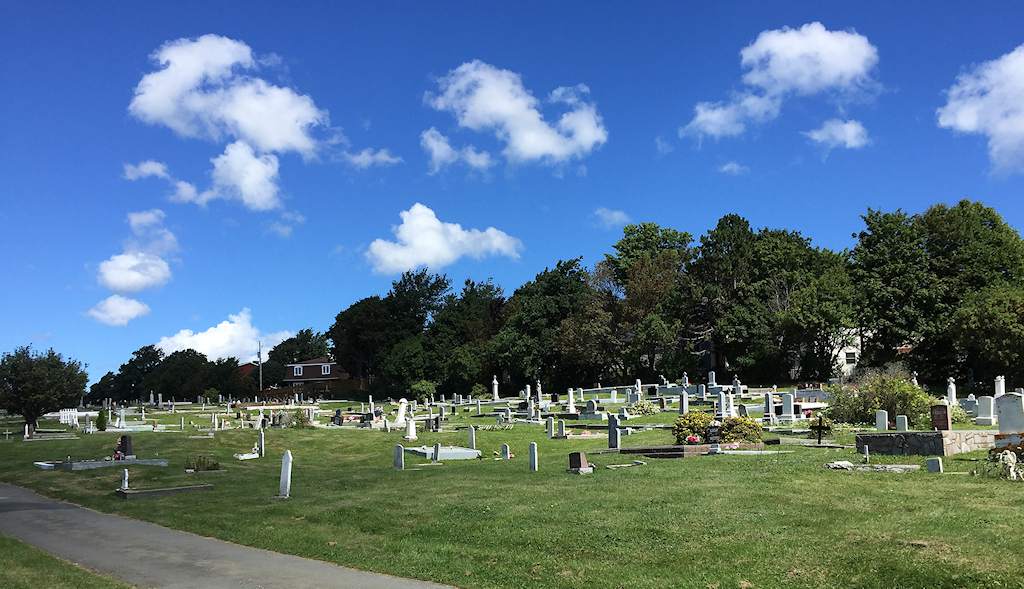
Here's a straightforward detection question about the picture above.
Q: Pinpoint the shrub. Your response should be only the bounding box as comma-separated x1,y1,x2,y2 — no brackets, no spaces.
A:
720,417,763,443
628,399,658,416
185,455,220,471
950,404,970,425
673,411,712,444
825,364,936,427
805,414,834,439
410,380,436,405
471,383,489,400
95,410,107,431
291,409,311,428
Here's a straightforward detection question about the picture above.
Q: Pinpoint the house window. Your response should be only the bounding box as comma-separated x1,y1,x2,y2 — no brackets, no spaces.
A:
294,366,303,376
322,365,330,375
845,352,857,365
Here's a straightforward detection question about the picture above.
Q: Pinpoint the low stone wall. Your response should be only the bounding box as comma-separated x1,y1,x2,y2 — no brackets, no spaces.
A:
855,431,996,456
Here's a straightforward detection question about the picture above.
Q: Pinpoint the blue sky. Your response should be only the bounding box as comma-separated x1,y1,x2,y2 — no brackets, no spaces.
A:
3,3,1024,383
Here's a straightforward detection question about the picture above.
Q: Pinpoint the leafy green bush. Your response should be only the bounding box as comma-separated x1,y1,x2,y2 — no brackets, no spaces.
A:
805,414,834,439
410,380,436,405
825,365,936,427
95,410,107,431
720,417,763,443
628,399,658,416
672,411,712,444
950,404,970,425
471,383,489,399
291,409,311,428
185,455,220,471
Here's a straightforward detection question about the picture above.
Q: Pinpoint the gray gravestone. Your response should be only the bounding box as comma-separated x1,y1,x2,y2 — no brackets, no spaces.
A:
876,410,889,431
468,425,476,450
501,443,511,460
608,415,620,449
279,450,292,498
394,444,405,469
529,442,538,471
996,393,1024,433
976,396,997,426
896,415,908,431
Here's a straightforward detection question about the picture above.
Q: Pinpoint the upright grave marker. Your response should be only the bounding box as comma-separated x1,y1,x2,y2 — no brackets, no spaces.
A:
279,450,292,498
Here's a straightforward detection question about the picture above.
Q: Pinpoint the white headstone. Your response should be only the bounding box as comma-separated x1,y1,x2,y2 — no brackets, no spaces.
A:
896,415,908,431
525,384,531,400
395,399,409,426
528,398,536,420
566,389,577,414
635,379,642,394
708,371,716,386
995,375,1007,397
976,396,997,426
546,416,554,438
529,442,538,471
946,378,957,406
492,375,500,401
557,420,565,437
697,384,706,401
404,419,417,441
781,391,796,422
996,393,1024,434
279,450,292,498
679,392,689,415
259,430,265,457
876,410,889,431
468,425,476,450
121,469,129,490
609,389,618,404
476,400,482,415
394,444,404,469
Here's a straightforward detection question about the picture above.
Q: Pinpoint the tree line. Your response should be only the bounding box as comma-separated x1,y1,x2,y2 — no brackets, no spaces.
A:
84,199,1024,404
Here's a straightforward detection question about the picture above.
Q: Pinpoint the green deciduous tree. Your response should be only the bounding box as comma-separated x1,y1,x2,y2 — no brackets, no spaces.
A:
0,346,89,433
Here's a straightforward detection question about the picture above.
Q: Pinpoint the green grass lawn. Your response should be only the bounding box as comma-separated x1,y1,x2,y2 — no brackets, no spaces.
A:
0,533,138,589
2,408,1023,589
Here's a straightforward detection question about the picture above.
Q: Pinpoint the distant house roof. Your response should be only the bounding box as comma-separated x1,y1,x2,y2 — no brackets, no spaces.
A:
237,363,258,378
288,358,333,365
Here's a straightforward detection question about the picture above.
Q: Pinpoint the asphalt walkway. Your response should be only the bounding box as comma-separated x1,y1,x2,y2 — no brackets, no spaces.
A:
0,483,452,589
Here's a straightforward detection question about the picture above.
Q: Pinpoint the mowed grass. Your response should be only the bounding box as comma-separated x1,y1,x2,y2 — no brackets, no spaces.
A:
1,409,1023,589
0,533,138,589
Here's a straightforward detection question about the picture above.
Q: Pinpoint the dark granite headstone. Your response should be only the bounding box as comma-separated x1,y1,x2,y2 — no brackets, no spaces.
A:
568,451,589,469
118,435,132,456
706,426,721,443
930,405,952,431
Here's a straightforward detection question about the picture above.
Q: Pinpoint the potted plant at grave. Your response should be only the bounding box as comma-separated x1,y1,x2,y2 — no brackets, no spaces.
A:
685,435,700,445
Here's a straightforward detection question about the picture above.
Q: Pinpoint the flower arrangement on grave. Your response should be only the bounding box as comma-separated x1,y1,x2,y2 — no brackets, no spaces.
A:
627,399,658,416
685,435,700,444
672,411,713,445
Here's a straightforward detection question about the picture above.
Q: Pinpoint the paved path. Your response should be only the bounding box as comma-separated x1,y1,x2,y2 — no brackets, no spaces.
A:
0,483,452,589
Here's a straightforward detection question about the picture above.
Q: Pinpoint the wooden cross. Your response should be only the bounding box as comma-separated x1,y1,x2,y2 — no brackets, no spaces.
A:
809,415,829,445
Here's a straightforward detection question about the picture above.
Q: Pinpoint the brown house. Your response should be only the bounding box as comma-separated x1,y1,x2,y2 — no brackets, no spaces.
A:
283,358,349,387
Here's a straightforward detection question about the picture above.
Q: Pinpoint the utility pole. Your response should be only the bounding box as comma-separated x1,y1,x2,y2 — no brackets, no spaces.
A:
258,341,264,395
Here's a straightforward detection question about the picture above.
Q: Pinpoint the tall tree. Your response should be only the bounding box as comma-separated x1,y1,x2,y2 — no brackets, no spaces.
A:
423,279,505,396
0,346,88,433
328,296,390,386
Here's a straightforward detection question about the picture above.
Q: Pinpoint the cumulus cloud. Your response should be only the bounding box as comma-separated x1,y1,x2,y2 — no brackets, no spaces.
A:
803,119,870,149
342,147,404,169
420,127,495,174
157,308,292,362
682,22,878,139
425,60,607,166
209,141,281,210
96,209,178,294
366,203,523,274
655,136,674,155
937,44,1024,172
594,207,631,228
87,295,152,326
719,162,751,175
123,160,170,180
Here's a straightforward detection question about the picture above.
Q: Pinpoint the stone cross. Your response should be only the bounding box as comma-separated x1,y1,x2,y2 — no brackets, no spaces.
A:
279,450,292,498
536,379,543,400
529,442,538,471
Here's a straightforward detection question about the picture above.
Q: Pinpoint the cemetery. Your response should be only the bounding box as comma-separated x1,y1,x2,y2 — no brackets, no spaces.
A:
2,371,1024,588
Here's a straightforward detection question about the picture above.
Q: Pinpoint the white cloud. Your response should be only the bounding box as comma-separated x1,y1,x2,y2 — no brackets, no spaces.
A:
98,252,172,293
343,147,403,169
682,22,878,139
96,209,179,294
267,222,293,238
420,127,495,174
426,60,607,165
719,162,751,175
366,203,523,274
157,308,292,362
209,141,281,211
803,119,870,149
124,160,170,180
937,44,1024,172
87,295,151,326
594,207,631,228
655,136,674,155
129,34,325,156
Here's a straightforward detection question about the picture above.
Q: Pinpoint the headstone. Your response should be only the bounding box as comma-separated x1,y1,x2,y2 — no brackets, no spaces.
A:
926,457,944,473
708,371,716,386
394,444,405,469
404,419,418,441
439,406,446,420
149,392,154,406
536,379,543,400
780,392,796,422
896,415,909,431
975,396,997,426
566,389,577,414
995,375,1007,398
529,442,538,471
121,469,129,490
180,416,184,430
763,393,775,425
568,452,589,469
476,400,482,415
395,399,409,426
961,393,978,416
930,404,952,431
697,384,706,401
119,435,133,456
433,442,441,462
609,389,618,404
118,408,126,428
586,399,598,413
679,392,689,415
738,404,749,419
946,377,957,406
279,450,292,498
608,415,620,449
996,393,1024,434
658,397,667,411
876,410,889,431
556,420,565,437
528,398,536,420
492,375,500,401
525,384,531,400
259,430,265,457
468,425,476,450
501,443,511,460
546,417,554,439
716,392,727,420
